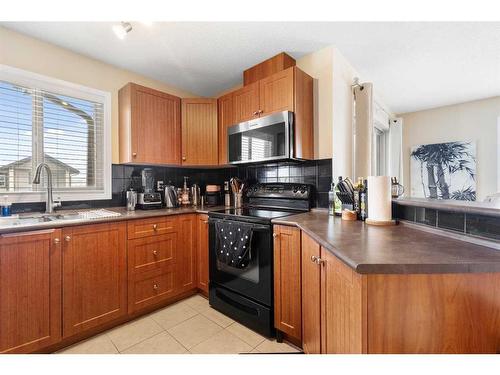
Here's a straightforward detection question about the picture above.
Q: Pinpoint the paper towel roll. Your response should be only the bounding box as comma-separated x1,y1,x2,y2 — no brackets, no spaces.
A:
367,176,392,222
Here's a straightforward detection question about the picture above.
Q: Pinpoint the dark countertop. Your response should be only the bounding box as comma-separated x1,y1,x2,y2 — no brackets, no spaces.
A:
393,197,500,217
272,210,500,274
0,205,225,235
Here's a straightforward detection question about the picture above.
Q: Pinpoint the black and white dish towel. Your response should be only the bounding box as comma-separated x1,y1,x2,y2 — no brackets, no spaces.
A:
214,220,253,269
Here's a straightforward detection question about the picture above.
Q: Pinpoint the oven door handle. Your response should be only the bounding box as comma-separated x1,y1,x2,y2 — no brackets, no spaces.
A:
208,218,270,232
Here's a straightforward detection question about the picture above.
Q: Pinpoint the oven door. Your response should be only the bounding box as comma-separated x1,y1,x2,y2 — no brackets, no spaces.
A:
208,218,273,306
227,111,294,164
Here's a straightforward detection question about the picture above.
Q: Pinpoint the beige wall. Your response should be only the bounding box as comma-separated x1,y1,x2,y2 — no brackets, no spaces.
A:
0,26,197,164
296,46,334,160
401,96,500,200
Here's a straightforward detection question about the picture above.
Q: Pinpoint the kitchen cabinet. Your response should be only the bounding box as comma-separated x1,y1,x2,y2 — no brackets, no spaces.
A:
62,223,127,338
217,92,234,165
301,232,321,354
196,214,210,295
273,225,302,342
259,67,294,117
243,52,296,85
232,82,260,124
181,98,218,166
321,249,366,354
0,229,62,354
227,67,313,159
119,83,181,165
301,232,366,354
177,214,197,292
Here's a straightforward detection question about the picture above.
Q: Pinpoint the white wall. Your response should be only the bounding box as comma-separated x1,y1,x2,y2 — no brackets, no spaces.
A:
400,96,500,200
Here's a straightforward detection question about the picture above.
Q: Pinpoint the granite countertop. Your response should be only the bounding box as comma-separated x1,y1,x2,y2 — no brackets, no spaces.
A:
273,210,500,274
0,205,225,235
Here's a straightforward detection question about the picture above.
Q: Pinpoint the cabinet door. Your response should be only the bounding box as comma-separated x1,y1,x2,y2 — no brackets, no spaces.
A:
181,98,218,166
131,84,181,165
321,249,366,354
259,67,294,117
301,233,321,354
177,214,197,292
273,225,302,341
62,223,127,338
0,230,62,354
217,93,234,165
196,214,209,295
232,82,260,123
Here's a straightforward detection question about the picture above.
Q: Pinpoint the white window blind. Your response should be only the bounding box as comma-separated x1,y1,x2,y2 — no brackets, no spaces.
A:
0,65,111,202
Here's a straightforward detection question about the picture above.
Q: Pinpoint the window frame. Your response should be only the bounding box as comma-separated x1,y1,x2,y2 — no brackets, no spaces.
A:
0,65,112,203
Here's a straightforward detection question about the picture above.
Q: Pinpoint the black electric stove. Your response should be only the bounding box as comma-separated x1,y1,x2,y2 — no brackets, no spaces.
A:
207,183,312,338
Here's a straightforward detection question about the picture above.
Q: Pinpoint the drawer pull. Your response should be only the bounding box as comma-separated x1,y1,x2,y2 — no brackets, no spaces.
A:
54,238,60,244
65,236,71,242
311,255,318,263
153,224,158,231
153,250,158,256
153,283,159,290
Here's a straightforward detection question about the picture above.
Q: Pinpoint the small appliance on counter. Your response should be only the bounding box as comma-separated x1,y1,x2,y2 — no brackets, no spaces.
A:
205,184,222,206
137,168,162,210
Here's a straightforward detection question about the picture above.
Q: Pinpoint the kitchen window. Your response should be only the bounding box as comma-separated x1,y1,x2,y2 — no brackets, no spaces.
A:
0,65,111,202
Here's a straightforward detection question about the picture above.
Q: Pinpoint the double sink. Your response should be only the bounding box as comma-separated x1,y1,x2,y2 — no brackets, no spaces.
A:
0,212,84,228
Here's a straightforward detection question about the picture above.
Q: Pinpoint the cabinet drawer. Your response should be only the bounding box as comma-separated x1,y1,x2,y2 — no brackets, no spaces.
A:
128,266,176,313
127,217,176,239
128,233,177,274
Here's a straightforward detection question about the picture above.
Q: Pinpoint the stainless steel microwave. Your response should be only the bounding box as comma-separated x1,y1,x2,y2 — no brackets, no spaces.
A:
227,111,294,164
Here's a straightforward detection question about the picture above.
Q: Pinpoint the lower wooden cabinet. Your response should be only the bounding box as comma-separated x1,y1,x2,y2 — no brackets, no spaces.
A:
301,232,366,354
62,223,128,338
301,232,321,354
196,214,209,294
273,225,302,341
177,214,197,292
0,229,62,354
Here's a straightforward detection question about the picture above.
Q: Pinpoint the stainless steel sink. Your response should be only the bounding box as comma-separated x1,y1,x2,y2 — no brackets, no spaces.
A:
0,212,83,227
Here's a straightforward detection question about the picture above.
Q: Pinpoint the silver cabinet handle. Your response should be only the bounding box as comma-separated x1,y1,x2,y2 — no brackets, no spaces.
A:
65,236,71,242
311,255,318,263
273,233,278,238
316,258,325,266
203,220,209,224
153,284,159,290
182,156,187,161
153,224,158,231
153,250,158,256
132,152,137,157
54,238,60,244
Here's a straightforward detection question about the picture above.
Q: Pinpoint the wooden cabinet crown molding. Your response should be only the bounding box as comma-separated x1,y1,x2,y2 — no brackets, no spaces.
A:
243,52,296,85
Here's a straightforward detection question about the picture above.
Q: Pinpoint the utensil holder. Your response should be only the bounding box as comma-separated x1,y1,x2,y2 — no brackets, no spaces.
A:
234,192,243,209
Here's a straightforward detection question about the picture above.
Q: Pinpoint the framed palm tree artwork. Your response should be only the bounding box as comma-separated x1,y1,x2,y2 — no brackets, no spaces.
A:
410,141,476,201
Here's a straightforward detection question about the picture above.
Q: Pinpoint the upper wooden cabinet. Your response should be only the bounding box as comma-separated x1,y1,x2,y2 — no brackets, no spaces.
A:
217,93,234,165
0,229,62,354
119,83,181,165
181,98,218,166
273,225,302,342
243,52,296,85
259,67,294,117
62,223,128,338
223,67,313,160
232,82,260,124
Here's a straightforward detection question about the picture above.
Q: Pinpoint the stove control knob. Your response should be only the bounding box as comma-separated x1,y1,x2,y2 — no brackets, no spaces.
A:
300,186,307,194
292,186,298,194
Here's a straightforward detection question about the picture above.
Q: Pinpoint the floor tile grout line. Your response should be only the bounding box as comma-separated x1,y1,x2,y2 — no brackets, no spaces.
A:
107,317,165,353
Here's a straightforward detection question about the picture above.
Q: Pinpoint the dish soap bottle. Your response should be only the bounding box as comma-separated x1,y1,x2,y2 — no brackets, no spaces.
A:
1,195,12,217
328,182,335,216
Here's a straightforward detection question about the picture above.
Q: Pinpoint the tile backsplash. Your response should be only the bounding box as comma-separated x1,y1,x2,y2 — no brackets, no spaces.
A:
12,159,333,213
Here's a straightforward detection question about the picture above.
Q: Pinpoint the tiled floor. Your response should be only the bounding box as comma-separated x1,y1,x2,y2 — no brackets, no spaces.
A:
57,294,301,354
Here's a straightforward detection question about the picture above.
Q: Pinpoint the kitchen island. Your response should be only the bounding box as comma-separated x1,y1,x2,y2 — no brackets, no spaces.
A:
272,210,500,354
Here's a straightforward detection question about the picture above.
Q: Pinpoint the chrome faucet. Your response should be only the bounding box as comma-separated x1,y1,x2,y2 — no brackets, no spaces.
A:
32,163,62,214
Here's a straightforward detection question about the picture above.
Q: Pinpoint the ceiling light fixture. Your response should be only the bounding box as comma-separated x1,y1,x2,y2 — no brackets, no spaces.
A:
112,22,132,40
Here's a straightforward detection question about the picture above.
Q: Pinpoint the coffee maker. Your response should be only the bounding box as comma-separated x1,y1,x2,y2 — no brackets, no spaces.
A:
137,168,162,209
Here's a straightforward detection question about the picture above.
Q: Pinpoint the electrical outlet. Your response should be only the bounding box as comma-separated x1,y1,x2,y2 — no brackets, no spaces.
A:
157,181,164,191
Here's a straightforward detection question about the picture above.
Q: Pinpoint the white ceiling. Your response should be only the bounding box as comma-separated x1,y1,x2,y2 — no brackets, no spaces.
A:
2,22,500,113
